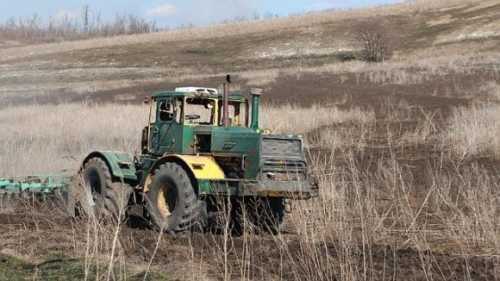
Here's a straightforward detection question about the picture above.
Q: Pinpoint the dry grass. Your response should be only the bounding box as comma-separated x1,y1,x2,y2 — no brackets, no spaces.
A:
279,152,500,280
0,5,387,62
445,104,500,159
311,123,375,152
0,103,146,177
2,100,500,280
2,49,497,106
261,104,375,134
478,81,500,101
239,51,500,87
0,102,371,177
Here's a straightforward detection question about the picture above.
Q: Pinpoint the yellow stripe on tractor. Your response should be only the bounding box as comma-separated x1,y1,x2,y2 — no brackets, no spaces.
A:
143,155,225,193
174,155,225,180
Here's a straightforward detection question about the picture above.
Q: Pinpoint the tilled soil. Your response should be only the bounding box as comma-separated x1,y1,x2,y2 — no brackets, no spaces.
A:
0,205,499,281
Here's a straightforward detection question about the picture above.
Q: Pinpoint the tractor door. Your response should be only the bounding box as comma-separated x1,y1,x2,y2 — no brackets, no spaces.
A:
151,98,182,155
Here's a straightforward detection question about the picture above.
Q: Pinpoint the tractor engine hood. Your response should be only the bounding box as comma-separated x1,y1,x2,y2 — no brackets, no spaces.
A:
210,127,260,154
260,134,304,160
193,126,307,180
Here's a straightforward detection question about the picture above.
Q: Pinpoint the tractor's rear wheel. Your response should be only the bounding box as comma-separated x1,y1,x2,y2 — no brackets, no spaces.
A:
81,157,131,221
145,162,203,233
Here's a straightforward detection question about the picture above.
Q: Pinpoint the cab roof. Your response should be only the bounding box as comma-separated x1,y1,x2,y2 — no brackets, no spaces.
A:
152,90,247,102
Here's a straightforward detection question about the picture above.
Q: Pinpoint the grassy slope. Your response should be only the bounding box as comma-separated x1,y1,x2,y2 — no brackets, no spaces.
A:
0,0,499,108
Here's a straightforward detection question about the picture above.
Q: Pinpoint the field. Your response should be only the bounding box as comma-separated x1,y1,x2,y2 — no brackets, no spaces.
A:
2,0,500,280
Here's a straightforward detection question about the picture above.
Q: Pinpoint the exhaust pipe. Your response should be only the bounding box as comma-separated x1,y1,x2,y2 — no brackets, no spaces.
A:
250,88,262,130
223,75,231,127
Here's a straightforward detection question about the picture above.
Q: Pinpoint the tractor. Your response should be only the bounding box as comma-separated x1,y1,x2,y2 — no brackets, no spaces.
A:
1,80,319,233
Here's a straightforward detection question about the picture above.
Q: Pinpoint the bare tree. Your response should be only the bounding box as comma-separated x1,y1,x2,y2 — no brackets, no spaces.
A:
82,5,90,34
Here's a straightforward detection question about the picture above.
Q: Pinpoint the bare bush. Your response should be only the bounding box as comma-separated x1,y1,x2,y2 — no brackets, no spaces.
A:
354,20,394,62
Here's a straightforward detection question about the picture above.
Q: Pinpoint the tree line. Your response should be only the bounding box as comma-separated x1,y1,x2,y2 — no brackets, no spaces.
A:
0,5,158,43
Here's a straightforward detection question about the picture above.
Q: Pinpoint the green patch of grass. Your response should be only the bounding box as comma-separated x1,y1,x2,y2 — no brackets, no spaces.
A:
0,254,168,281
0,254,32,281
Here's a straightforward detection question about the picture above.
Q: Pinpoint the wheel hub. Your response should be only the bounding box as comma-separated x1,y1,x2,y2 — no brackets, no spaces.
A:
157,183,177,218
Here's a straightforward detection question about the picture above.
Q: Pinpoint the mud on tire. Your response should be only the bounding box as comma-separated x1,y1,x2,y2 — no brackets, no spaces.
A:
80,157,132,221
145,162,204,233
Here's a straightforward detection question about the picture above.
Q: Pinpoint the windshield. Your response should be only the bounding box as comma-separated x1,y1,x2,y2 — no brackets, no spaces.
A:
184,97,216,125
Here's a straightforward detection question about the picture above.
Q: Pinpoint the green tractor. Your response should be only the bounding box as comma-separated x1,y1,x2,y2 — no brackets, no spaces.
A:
4,81,318,233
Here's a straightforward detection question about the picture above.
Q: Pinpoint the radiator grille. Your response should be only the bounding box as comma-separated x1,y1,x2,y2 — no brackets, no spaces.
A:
261,159,306,181
261,137,307,181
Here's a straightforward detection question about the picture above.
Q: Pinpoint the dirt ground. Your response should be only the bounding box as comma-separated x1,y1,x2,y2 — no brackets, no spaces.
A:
0,204,499,281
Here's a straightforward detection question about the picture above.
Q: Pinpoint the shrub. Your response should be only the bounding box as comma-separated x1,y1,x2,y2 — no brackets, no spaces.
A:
354,19,394,62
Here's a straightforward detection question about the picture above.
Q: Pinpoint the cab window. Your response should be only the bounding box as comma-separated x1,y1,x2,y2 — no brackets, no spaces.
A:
157,99,181,122
184,98,216,125
219,101,248,127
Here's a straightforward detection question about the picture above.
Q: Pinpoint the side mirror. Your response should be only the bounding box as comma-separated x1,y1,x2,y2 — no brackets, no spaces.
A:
143,98,150,105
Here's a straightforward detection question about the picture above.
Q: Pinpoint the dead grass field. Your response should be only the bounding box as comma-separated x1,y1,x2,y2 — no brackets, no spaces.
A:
2,0,500,280
2,98,500,280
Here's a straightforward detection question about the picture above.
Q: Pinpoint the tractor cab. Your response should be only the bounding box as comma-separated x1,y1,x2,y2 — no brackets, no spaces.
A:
142,87,261,158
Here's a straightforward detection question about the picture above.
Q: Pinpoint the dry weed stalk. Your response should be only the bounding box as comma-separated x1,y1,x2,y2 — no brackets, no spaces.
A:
445,104,500,159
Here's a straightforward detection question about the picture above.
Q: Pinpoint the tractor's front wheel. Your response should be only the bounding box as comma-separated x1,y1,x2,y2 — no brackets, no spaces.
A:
145,163,203,233
81,157,132,221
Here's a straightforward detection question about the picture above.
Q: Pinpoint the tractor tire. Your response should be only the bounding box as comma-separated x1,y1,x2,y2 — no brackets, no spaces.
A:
81,157,132,222
245,197,285,234
145,162,203,233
